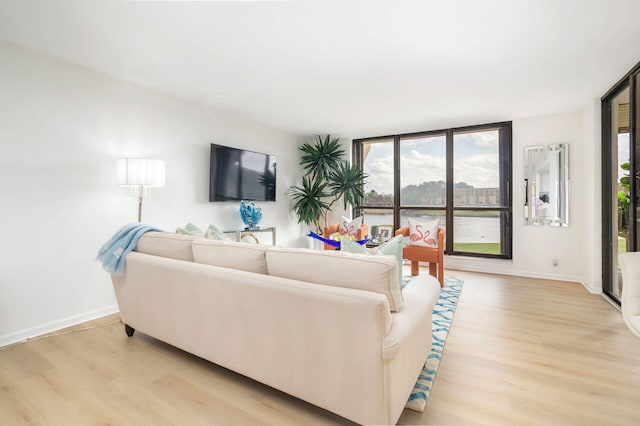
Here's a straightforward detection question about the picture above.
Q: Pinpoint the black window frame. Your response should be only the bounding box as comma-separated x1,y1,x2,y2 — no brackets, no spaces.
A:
601,59,640,305
353,121,513,259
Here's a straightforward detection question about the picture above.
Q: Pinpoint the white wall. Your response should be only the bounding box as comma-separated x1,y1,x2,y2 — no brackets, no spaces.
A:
582,100,602,293
0,42,303,347
445,112,594,289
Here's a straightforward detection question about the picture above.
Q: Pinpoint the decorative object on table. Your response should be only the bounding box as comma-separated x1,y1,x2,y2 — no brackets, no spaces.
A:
239,233,260,244
289,135,368,233
240,200,262,229
405,277,463,412
307,231,368,249
117,158,165,222
372,224,393,243
223,227,277,245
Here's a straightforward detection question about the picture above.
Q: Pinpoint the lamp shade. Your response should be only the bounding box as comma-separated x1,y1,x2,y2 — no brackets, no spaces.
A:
117,158,165,187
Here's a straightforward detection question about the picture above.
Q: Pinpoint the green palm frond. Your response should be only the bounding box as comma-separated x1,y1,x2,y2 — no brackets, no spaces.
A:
328,161,368,210
290,134,368,231
289,176,330,230
299,135,345,181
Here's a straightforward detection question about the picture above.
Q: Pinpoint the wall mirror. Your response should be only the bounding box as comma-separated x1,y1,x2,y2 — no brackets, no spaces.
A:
524,144,569,226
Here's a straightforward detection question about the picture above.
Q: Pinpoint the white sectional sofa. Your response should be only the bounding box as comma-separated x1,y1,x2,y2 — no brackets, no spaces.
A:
110,232,440,425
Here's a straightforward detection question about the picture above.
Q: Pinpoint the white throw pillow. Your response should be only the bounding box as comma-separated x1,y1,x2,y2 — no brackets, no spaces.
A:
407,217,439,248
192,239,268,274
338,216,363,236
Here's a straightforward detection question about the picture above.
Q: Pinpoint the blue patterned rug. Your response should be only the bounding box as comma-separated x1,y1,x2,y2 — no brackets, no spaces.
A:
404,276,463,412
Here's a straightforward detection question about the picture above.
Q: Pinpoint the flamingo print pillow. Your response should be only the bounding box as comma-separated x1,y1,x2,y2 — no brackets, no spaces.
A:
339,215,363,236
408,217,439,248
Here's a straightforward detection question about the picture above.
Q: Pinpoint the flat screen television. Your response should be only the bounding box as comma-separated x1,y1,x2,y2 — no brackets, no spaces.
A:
209,143,277,202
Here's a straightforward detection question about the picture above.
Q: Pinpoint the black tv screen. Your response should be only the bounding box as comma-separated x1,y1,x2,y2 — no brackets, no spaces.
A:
209,144,276,202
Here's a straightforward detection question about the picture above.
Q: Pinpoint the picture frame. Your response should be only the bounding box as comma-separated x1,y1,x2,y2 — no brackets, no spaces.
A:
376,225,393,242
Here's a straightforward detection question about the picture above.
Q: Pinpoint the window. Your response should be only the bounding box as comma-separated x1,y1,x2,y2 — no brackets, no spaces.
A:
353,122,512,259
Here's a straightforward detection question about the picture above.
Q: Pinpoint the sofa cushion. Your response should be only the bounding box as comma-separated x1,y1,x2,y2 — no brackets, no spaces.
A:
265,247,403,312
192,239,268,274
341,235,404,287
135,232,195,262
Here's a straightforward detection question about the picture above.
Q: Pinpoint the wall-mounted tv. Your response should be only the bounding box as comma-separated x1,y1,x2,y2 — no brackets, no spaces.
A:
209,143,276,202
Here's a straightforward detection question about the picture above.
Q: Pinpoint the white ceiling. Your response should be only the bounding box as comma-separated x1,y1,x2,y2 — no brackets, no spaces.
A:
1,0,640,138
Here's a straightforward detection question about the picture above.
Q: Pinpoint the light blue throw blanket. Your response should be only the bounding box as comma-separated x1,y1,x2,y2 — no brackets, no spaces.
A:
96,223,163,275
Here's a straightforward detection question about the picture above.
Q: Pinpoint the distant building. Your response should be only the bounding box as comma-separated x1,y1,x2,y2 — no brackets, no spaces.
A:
454,187,501,206
364,183,501,207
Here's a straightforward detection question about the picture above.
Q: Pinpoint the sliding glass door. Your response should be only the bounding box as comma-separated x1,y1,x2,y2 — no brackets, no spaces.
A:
602,64,640,303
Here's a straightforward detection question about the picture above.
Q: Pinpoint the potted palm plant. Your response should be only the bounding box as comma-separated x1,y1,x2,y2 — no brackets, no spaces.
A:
289,135,367,236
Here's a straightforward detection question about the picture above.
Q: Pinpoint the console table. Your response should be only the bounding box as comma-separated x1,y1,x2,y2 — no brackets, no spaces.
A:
223,227,276,245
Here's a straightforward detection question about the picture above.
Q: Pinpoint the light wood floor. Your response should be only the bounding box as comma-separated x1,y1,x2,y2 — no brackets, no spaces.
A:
2,270,640,425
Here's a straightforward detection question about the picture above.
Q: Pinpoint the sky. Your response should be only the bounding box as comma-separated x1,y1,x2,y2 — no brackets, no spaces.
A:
363,129,500,194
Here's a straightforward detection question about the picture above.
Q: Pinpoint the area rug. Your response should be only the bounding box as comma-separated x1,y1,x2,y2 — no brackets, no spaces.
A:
405,276,464,412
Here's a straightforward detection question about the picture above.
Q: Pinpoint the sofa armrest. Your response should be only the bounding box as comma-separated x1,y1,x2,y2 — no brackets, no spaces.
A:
383,274,440,360
381,274,440,424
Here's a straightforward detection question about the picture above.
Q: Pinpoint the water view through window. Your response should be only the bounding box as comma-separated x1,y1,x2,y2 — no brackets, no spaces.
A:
354,122,512,258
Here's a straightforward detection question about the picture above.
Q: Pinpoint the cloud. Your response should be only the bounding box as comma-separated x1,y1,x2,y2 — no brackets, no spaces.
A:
365,149,499,193
454,153,499,188
364,156,394,193
400,149,446,186
457,130,498,148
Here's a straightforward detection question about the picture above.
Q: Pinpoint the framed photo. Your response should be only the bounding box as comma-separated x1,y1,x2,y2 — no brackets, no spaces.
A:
376,225,393,242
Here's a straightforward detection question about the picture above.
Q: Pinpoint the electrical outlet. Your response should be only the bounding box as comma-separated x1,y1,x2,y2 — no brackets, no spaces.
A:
552,258,559,267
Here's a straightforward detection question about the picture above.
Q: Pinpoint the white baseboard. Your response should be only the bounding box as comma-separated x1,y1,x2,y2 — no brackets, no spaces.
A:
0,304,119,348
443,259,601,295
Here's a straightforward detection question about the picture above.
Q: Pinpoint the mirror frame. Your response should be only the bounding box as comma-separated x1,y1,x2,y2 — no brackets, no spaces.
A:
524,143,569,227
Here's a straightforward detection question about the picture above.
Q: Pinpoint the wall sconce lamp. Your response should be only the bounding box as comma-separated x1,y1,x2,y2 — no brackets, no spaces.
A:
117,158,165,222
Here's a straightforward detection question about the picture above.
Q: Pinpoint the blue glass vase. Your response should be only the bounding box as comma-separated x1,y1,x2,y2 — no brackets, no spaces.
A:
240,200,262,229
